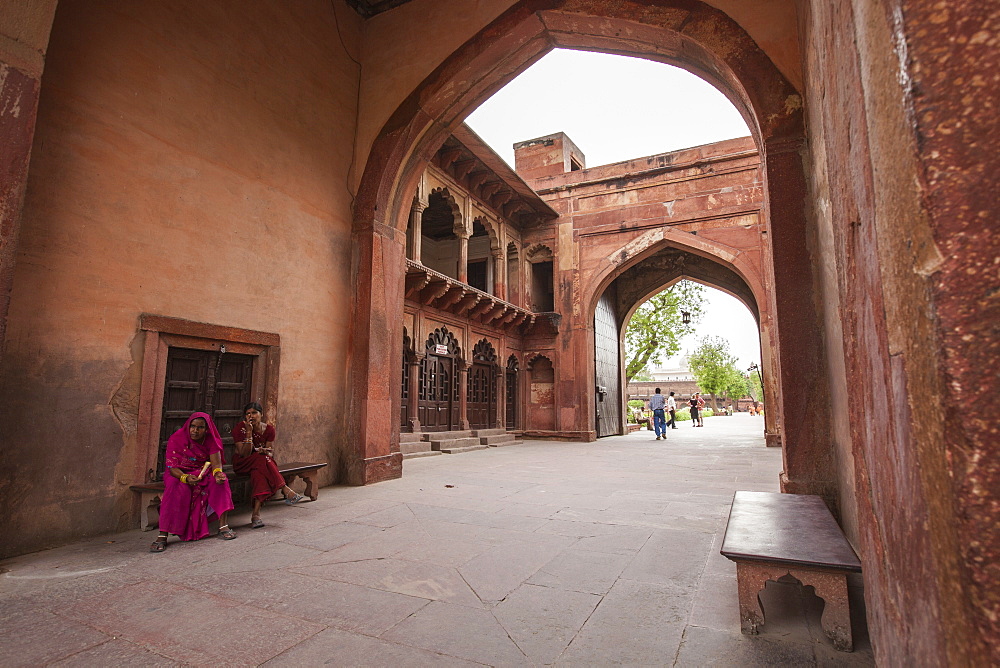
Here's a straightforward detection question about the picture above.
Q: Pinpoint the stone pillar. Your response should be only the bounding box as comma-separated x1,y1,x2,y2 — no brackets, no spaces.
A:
457,232,469,284
492,248,505,300
408,201,425,263
0,2,57,361
764,138,834,500
406,352,423,433
457,359,470,431
345,224,404,485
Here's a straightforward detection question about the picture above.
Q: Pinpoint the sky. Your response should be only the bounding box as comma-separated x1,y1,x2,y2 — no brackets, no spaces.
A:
465,49,762,370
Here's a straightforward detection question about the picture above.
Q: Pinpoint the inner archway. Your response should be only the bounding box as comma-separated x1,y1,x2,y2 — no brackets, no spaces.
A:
347,0,828,510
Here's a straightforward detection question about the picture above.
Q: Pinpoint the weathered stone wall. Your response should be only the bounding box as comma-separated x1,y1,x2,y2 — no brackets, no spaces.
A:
799,0,999,663
0,0,362,558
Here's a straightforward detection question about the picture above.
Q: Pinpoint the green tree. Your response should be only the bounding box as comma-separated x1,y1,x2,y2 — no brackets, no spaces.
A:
624,281,705,383
688,335,741,412
747,368,764,402
721,369,750,407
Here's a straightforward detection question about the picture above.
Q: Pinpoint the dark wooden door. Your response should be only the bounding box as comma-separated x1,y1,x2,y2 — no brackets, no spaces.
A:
468,362,495,430
468,339,497,430
594,291,622,437
505,356,518,430
157,348,253,478
418,327,461,432
418,354,455,431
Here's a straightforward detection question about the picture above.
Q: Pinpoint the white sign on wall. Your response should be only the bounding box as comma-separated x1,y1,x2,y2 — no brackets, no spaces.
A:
434,344,448,355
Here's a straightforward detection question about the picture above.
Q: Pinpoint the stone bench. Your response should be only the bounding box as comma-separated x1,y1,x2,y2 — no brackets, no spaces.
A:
720,490,862,652
130,461,327,531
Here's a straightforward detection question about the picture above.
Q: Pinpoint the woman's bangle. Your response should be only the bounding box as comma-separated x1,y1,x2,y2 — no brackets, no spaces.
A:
212,467,223,475
180,473,189,484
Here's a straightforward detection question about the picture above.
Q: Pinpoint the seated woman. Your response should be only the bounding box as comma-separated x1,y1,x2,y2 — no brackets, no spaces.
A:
232,401,304,528
150,412,236,552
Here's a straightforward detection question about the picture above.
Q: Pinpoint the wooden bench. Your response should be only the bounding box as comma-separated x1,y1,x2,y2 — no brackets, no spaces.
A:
720,491,862,652
130,461,327,532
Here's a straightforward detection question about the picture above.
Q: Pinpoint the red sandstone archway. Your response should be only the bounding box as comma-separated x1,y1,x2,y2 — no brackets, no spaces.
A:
347,0,827,500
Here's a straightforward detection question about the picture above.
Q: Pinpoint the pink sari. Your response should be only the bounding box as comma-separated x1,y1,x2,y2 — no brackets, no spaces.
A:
158,412,235,541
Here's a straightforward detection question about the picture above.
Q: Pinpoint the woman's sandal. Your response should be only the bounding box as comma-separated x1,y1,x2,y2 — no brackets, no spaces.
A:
250,517,265,529
284,493,306,505
218,525,237,540
149,536,168,553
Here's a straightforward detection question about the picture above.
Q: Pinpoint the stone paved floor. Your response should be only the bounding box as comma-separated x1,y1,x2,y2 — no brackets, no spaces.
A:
0,414,874,666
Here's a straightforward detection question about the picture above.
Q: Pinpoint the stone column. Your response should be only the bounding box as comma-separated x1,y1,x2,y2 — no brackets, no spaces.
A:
0,3,56,361
492,248,505,300
408,201,426,263
764,138,834,500
457,359,470,431
345,224,405,485
406,352,423,433
457,232,469,284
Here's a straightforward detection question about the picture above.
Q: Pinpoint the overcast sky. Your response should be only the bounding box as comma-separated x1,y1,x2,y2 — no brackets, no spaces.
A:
465,49,761,370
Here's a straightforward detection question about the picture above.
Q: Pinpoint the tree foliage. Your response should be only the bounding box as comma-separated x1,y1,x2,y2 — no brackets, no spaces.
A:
747,367,764,402
623,281,705,383
688,335,742,412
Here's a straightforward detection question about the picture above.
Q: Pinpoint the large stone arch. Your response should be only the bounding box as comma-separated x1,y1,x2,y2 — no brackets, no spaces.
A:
584,235,780,446
346,0,827,501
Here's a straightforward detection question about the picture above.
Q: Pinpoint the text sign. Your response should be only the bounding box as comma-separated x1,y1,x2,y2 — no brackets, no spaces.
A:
434,344,448,355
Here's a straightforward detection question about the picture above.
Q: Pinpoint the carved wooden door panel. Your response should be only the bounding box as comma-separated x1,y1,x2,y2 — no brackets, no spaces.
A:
158,348,253,479
401,329,411,429
418,327,461,432
505,356,518,430
594,291,622,437
468,339,497,430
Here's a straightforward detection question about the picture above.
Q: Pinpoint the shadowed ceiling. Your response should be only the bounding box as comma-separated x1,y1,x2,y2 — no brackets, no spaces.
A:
346,0,418,17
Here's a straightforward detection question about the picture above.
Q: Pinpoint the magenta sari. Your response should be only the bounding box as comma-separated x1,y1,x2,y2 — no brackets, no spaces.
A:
158,412,235,541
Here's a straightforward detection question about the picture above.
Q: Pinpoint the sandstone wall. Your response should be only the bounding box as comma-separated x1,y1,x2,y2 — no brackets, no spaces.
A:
0,0,363,558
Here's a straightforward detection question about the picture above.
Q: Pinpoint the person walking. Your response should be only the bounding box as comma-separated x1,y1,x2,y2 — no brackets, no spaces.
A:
696,393,706,427
666,391,678,429
689,393,700,427
649,388,667,440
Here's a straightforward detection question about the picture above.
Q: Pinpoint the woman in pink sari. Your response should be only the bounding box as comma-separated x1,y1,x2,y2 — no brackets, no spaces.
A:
150,412,237,552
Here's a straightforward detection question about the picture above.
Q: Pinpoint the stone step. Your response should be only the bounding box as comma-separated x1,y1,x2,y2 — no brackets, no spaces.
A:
472,428,507,437
403,449,442,460
429,436,482,451
480,433,517,446
400,440,434,455
422,430,473,441
399,432,425,443
487,439,522,448
438,444,489,455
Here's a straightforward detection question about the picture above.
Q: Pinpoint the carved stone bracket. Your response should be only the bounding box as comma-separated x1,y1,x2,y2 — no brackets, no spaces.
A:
404,260,556,333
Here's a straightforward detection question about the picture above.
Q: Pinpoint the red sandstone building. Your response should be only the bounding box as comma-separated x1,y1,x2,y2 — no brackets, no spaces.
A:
1,2,996,664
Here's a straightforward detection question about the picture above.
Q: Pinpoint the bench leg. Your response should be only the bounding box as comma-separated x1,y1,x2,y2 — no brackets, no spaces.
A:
798,570,853,652
298,470,318,501
735,562,769,634
140,493,161,531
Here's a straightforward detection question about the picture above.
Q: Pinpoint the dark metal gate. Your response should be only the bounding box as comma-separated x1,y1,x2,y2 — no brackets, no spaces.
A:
594,291,622,437
468,339,497,430
418,326,460,432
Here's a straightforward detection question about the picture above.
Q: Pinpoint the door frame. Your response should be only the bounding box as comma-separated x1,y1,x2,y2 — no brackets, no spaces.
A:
135,314,280,484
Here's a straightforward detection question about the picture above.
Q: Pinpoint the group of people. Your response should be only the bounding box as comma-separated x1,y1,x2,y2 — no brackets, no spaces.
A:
149,402,306,553
649,389,706,439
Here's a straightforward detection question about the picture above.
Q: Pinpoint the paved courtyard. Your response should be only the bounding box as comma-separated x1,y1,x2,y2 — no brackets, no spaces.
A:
0,414,873,666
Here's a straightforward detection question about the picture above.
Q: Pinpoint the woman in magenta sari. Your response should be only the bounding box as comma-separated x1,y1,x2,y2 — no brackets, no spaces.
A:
232,402,304,528
150,412,237,552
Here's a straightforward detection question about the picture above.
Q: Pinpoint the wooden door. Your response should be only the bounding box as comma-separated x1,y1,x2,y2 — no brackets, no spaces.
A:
418,354,455,431
157,347,253,478
468,339,497,430
417,326,461,432
594,291,622,437
505,356,518,430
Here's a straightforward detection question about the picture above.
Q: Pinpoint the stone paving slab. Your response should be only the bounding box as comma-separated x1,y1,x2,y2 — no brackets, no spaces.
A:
0,415,874,666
